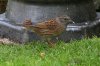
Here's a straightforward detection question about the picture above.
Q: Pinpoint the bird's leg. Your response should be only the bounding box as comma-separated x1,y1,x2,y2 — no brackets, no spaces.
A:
41,37,46,43
56,37,59,40
46,38,55,47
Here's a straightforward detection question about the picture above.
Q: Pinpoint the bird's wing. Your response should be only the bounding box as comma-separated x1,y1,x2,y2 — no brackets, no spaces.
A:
32,21,57,36
33,22,47,29
44,20,58,30
33,20,58,30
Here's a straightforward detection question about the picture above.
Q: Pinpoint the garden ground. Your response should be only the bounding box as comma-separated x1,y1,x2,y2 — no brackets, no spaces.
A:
0,38,100,66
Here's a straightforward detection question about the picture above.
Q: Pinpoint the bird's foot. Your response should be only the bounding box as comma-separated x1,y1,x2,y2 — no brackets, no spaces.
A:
47,40,56,48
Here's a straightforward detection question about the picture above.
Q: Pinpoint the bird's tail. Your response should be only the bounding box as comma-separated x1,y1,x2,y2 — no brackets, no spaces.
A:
22,19,36,32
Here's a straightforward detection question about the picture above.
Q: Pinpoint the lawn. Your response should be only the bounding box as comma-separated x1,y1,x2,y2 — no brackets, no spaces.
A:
0,38,100,66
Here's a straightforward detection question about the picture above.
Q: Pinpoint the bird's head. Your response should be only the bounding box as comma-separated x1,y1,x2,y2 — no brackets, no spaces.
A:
56,16,75,25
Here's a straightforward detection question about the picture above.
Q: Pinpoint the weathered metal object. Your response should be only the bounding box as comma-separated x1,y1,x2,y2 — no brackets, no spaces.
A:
0,0,100,43
7,0,96,24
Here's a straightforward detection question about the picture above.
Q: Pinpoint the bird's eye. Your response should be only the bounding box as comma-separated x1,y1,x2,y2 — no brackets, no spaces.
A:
63,18,68,21
64,18,67,20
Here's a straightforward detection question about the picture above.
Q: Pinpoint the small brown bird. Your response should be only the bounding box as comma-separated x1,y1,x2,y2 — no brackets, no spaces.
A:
23,16,74,46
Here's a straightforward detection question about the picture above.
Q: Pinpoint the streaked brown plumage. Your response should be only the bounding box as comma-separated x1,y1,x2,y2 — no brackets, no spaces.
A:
23,16,73,46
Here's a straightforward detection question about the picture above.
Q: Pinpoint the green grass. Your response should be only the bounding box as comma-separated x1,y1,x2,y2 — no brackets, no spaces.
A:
0,38,100,66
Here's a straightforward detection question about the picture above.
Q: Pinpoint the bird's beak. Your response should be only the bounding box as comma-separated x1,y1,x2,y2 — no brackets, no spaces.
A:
22,27,27,31
69,20,75,24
